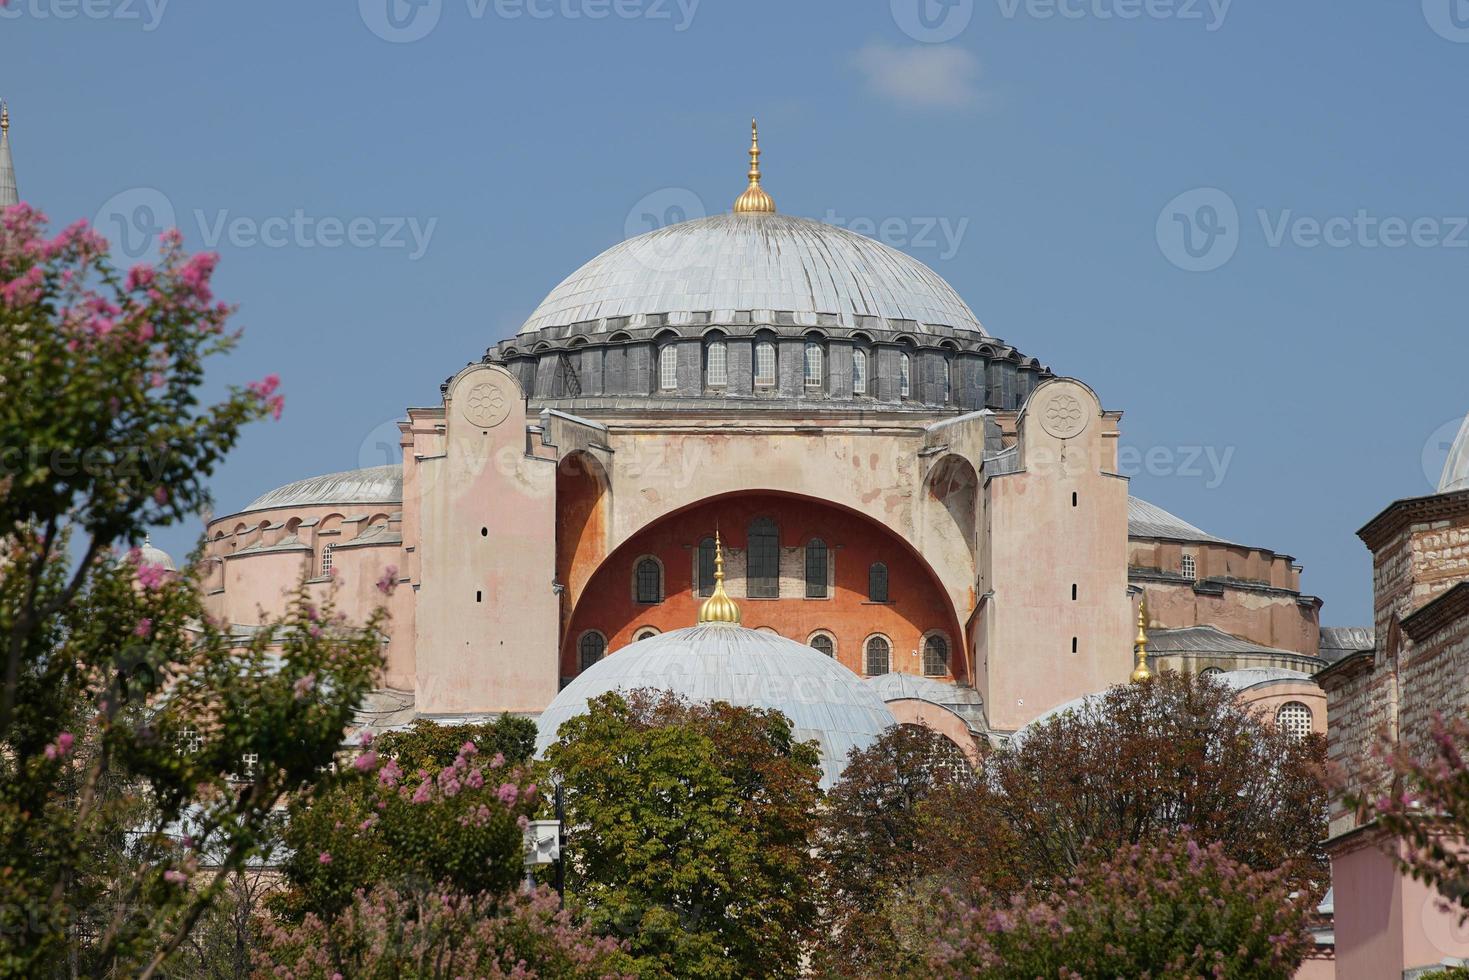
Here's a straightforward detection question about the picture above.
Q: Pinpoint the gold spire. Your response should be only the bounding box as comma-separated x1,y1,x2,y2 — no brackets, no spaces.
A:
1130,595,1152,683
1,101,8,134
697,531,742,625
732,118,776,214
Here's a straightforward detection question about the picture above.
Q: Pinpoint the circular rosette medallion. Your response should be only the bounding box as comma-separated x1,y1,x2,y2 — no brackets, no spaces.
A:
462,379,511,429
1039,387,1089,440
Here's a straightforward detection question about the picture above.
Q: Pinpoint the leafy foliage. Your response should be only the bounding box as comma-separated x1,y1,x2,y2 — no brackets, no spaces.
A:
986,671,1328,894
374,714,537,772
0,204,382,978
923,836,1313,979
544,690,824,980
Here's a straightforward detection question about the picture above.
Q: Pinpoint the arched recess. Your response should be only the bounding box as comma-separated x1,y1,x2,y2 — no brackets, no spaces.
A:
925,454,979,565
888,711,982,767
559,489,969,685
556,450,611,635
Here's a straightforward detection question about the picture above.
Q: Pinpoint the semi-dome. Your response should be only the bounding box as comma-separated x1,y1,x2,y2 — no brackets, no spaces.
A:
240,464,403,515
534,624,898,788
517,212,985,338
1441,413,1469,493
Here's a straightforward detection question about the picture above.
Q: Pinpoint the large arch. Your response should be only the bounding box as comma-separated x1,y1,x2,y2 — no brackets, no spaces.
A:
556,451,611,634
560,490,969,686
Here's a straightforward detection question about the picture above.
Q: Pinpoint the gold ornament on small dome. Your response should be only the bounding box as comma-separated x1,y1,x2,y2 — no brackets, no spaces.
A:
697,531,742,625
1,101,9,133
732,118,776,215
1130,596,1152,683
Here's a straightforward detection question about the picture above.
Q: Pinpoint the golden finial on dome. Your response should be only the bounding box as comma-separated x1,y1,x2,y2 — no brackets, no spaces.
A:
1,101,9,134
733,118,776,215
697,531,742,625
1130,595,1152,683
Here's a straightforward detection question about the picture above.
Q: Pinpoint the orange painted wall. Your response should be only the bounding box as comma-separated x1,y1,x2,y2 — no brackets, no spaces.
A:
561,493,966,684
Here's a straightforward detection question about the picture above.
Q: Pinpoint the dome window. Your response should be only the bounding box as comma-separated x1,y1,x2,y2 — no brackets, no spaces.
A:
923,634,950,676
579,631,606,671
805,538,829,598
658,345,678,391
1276,701,1313,741
748,517,780,598
809,633,835,657
706,340,728,387
755,340,777,386
803,341,824,388
1181,554,1197,581
320,543,336,576
865,636,891,676
852,348,868,395
899,353,912,399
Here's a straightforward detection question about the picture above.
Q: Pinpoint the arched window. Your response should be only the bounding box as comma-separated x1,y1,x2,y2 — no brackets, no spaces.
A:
803,341,823,388
320,543,336,576
923,634,949,676
578,631,606,671
754,340,777,386
696,537,717,597
805,538,829,598
658,345,678,390
865,636,891,676
706,339,728,387
899,353,912,398
1181,554,1197,581
635,558,663,604
868,562,889,602
1276,701,1313,741
747,517,779,598
809,633,835,657
633,627,660,642
852,348,868,395
943,359,952,403
1200,666,1224,678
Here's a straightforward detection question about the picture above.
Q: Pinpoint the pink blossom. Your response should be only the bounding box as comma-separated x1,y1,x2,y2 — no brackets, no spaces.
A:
248,373,285,420
135,561,168,589
496,783,519,807
133,618,153,638
376,564,399,595
353,750,378,773
378,758,402,788
318,851,332,865
460,740,478,756
163,869,189,886
411,778,432,805
293,673,316,699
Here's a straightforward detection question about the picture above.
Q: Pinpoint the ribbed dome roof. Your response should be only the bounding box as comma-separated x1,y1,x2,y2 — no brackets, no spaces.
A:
518,213,985,337
534,624,897,788
1441,414,1469,493
241,464,403,515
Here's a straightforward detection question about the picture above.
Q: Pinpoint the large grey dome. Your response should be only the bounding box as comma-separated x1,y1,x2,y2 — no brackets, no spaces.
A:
241,464,403,515
518,212,985,337
534,624,898,788
1441,414,1469,493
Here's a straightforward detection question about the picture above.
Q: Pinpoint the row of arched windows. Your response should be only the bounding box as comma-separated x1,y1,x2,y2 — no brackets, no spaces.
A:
635,533,891,603
654,336,944,400
576,628,951,677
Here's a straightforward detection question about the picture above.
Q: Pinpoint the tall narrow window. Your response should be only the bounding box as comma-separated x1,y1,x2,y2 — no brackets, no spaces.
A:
805,538,828,598
658,345,678,390
810,634,835,657
579,631,606,671
803,341,823,388
868,562,889,602
635,558,663,603
747,517,779,598
754,340,776,386
1181,554,1197,581
865,636,891,676
697,537,716,597
320,543,335,576
706,340,728,387
923,635,949,676
943,359,952,403
852,348,868,395
899,353,912,398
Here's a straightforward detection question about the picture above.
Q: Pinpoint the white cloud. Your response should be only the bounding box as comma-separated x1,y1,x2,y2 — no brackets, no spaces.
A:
850,42,986,110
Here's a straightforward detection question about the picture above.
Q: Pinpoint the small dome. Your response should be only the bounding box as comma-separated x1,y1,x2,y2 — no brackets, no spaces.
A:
240,464,403,515
535,624,897,788
1441,414,1469,493
518,213,985,338
138,536,176,571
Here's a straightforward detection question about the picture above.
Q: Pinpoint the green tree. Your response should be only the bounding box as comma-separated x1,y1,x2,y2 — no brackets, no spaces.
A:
987,671,1328,895
374,714,537,772
543,690,824,980
923,836,1313,979
0,205,383,977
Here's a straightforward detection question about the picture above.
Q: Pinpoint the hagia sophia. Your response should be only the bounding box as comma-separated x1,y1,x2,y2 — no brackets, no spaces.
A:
6,108,1469,976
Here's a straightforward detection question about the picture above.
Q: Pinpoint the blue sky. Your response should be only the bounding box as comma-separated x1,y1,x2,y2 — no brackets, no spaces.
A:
5,0,1467,625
